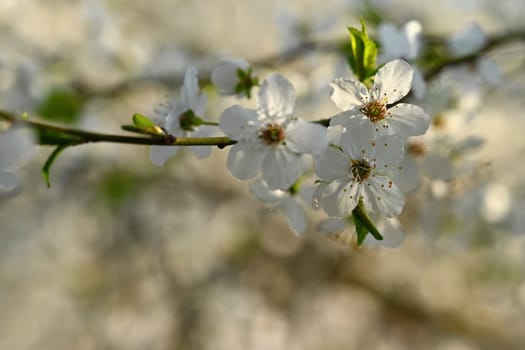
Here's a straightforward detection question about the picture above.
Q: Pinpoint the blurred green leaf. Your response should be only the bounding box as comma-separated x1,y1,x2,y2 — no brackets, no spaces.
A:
37,89,84,124
42,144,69,188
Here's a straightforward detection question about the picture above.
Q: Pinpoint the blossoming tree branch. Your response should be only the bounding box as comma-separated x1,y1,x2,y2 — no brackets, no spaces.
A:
1,20,523,247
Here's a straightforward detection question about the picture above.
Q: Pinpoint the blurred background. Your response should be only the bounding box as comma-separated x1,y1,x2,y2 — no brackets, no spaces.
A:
1,0,525,349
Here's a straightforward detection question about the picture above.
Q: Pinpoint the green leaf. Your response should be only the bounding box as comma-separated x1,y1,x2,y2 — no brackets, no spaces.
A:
346,18,378,83
132,113,156,129
37,89,84,124
353,215,370,245
122,114,165,136
352,200,383,245
42,145,69,188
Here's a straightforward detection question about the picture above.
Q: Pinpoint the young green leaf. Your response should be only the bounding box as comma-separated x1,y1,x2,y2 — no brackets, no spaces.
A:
42,144,69,188
352,200,383,245
132,113,157,128
346,18,378,83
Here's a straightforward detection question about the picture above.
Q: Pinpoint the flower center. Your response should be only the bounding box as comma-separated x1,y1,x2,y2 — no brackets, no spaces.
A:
360,100,387,123
259,123,285,145
351,159,372,182
179,110,197,131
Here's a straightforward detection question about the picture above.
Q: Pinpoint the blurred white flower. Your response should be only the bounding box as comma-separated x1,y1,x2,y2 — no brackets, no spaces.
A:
330,59,430,137
447,22,486,57
377,21,426,98
150,66,217,166
250,179,313,235
0,127,36,193
220,73,327,190
211,58,250,96
377,20,423,62
480,182,511,223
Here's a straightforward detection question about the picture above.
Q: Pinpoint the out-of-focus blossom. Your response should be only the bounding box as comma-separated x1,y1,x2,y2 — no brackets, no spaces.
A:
0,127,36,193
250,179,314,235
211,58,251,96
377,20,423,62
447,22,486,57
377,21,426,98
150,66,217,166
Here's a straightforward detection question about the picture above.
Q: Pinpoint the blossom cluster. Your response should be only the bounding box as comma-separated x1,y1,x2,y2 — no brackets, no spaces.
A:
148,58,430,245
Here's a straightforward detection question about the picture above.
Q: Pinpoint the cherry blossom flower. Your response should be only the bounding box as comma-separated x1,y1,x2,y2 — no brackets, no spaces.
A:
211,58,258,97
250,179,314,235
314,118,405,218
377,20,426,98
329,59,430,137
447,22,486,57
377,20,423,63
150,66,217,166
220,73,328,190
0,127,36,193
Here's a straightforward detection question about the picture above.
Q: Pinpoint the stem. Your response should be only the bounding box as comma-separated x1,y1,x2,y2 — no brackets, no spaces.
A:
0,110,236,148
199,121,220,126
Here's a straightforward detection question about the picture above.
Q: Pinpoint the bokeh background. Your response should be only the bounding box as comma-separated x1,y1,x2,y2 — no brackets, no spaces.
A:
1,0,525,349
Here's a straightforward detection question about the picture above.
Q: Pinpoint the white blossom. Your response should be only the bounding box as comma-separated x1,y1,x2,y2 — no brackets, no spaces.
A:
377,20,423,62
447,22,486,57
220,73,328,190
330,59,430,137
250,179,312,235
0,127,36,193
211,58,250,95
314,118,405,218
150,66,216,166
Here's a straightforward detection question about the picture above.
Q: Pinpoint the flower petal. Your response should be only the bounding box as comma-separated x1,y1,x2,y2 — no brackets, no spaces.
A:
0,128,36,171
371,59,413,103
372,135,405,169
0,170,18,192
363,176,405,217
258,73,295,120
188,125,218,159
387,157,421,193
403,20,423,60
261,147,307,190
322,180,361,217
386,103,430,137
281,197,307,235
314,147,350,181
189,145,212,159
317,218,347,234
250,179,282,202
219,105,260,140
331,115,375,159
149,146,179,166
226,142,265,180
411,66,426,99
181,66,207,115
329,78,368,111
286,120,328,154
211,58,249,95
